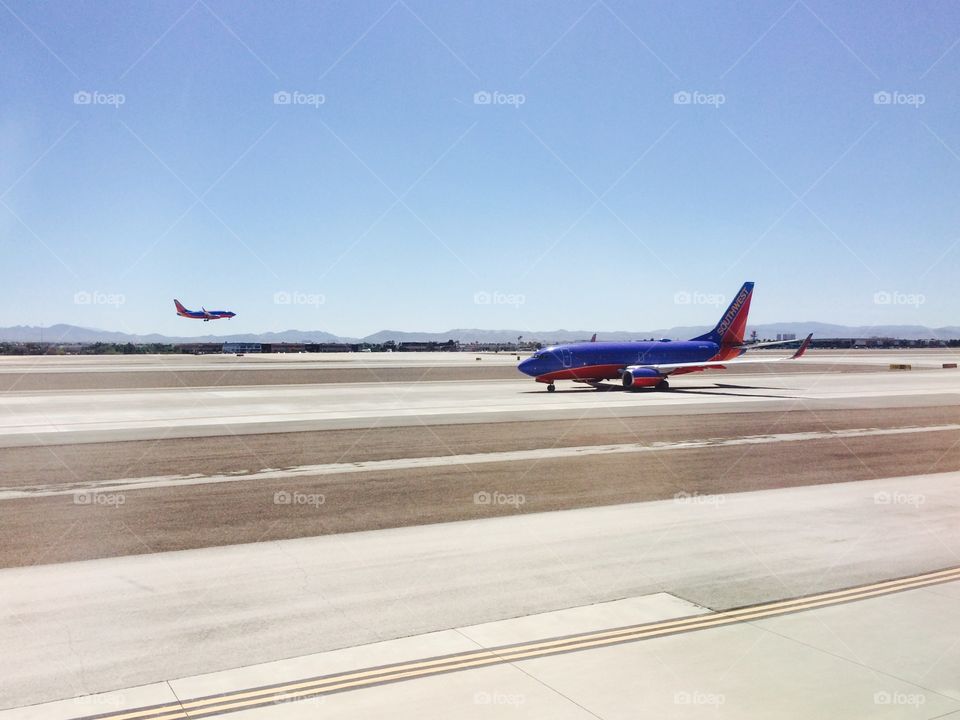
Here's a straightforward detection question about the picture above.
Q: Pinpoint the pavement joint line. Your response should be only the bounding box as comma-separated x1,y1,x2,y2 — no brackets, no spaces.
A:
62,565,960,720
5,422,960,500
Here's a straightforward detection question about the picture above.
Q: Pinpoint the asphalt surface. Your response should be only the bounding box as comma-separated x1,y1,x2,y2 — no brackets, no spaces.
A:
4,472,960,710
3,362,959,447
2,354,960,566
0,365,522,391
3,351,960,716
2,406,960,567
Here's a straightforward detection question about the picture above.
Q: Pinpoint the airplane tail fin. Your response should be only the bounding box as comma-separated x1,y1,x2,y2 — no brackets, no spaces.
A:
691,282,755,349
791,333,813,359
174,299,187,314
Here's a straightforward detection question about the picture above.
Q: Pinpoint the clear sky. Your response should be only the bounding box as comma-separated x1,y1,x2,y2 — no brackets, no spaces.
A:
3,0,959,337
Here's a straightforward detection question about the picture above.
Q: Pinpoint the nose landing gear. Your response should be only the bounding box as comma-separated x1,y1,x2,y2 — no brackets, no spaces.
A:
547,383,556,392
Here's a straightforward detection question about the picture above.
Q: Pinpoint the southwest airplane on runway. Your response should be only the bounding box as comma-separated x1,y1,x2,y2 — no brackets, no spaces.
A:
174,299,236,321
518,282,811,391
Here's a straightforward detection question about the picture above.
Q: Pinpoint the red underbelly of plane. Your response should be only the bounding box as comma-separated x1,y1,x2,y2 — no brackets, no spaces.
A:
535,365,624,383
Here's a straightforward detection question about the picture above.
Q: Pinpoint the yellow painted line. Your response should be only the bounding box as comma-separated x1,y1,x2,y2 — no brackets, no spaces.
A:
74,566,960,720
166,565,960,709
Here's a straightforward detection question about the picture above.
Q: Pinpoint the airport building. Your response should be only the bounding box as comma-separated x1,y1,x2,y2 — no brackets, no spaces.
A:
223,342,263,354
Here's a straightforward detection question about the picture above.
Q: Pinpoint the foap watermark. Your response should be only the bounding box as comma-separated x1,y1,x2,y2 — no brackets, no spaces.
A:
674,491,725,507
674,290,725,307
273,291,325,307
473,690,525,708
674,690,726,707
673,90,725,107
873,290,925,308
473,291,525,308
74,491,125,507
273,90,326,108
474,490,525,508
271,694,325,708
74,90,125,107
74,290,126,308
873,90,925,108
874,690,926,708
473,90,525,108
873,491,925,509
273,490,325,507
74,695,126,711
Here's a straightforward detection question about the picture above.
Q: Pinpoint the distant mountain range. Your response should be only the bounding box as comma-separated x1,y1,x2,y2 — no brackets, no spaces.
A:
0,325,349,344
3,322,960,344
356,323,960,342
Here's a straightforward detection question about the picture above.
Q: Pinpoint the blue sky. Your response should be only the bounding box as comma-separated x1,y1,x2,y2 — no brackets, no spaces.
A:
3,0,960,337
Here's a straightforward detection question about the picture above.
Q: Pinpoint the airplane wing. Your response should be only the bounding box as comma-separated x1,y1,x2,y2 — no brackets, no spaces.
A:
633,334,813,373
734,337,810,350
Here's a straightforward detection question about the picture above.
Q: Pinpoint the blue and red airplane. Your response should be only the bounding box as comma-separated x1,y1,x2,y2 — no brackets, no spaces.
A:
517,282,811,392
174,299,236,321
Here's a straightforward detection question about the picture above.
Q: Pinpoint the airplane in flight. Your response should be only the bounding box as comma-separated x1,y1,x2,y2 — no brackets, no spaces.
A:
174,299,236,321
517,282,811,392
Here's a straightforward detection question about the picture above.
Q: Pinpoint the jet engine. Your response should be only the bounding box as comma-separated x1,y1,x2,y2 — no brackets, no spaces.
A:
621,366,663,389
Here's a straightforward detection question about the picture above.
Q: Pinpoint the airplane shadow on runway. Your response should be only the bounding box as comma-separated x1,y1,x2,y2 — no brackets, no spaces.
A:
522,382,798,399
666,387,799,399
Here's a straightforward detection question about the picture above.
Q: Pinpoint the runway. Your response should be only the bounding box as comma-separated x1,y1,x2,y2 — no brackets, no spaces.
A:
3,351,960,718
0,352,523,391
3,364,960,447
3,472,960,714
0,348,953,392
5,422,960,500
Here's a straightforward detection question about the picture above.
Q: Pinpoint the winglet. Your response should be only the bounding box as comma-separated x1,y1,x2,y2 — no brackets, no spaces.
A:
590,333,597,342
791,333,813,359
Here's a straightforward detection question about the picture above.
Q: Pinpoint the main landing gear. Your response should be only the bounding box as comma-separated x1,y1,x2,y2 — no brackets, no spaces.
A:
547,383,556,392
655,379,670,391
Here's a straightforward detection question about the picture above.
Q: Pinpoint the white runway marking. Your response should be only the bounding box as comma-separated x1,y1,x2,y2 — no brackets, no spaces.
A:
3,369,959,447
4,423,959,500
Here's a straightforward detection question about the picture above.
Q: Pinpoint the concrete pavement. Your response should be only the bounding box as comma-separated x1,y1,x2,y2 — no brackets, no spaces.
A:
3,471,960,710
4,573,960,719
3,366,960,446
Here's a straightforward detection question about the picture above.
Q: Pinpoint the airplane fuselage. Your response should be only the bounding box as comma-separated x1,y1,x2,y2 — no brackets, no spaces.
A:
174,299,235,321
178,310,235,321
518,340,726,384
